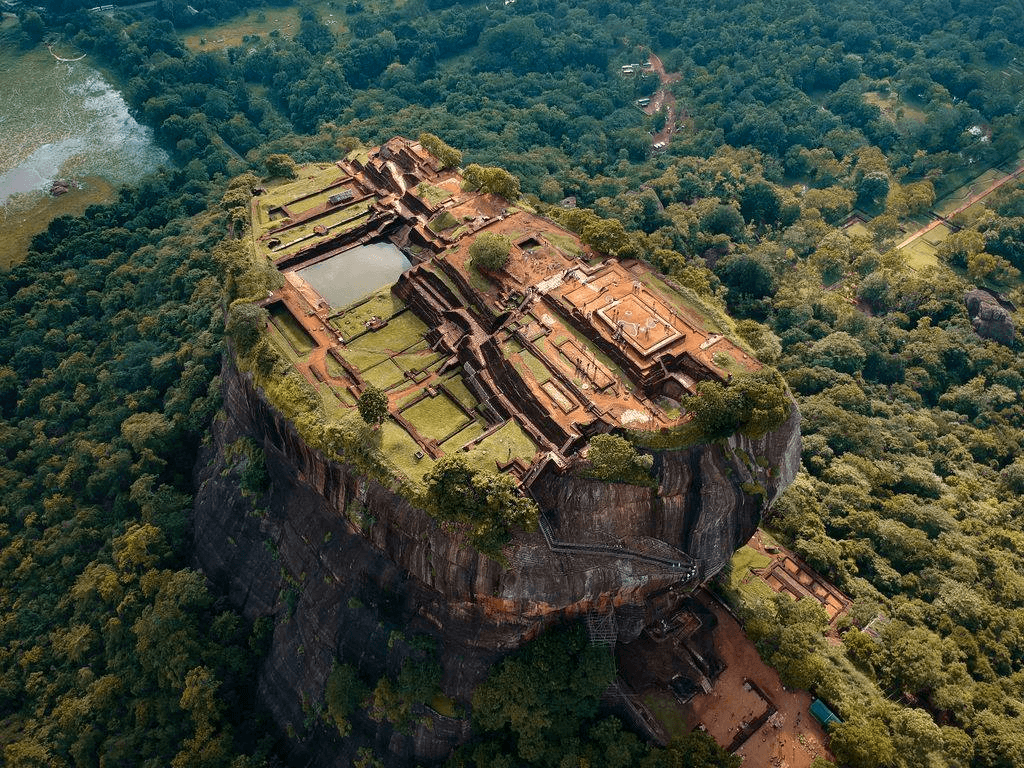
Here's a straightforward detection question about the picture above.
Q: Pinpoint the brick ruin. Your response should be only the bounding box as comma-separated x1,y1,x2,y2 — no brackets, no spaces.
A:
251,136,760,486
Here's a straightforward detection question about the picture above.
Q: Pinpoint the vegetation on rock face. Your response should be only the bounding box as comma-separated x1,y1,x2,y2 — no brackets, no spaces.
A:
585,433,654,485
425,454,538,560
468,232,512,271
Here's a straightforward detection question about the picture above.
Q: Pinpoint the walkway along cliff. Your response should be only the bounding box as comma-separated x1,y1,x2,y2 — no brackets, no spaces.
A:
192,355,800,766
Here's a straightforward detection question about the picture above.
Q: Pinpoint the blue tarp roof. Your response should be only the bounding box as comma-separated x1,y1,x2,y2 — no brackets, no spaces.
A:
810,698,842,727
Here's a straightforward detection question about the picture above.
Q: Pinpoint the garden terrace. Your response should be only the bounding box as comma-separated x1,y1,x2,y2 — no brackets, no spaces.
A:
250,137,760,490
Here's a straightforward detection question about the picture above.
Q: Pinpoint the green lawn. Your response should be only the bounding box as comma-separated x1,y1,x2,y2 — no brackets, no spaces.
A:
900,236,941,271
428,211,459,233
362,359,407,390
402,393,470,442
464,420,538,473
269,303,315,355
723,545,777,607
543,230,584,257
347,311,428,355
329,289,406,340
416,183,452,207
440,419,487,451
380,419,435,486
519,350,552,383
394,342,443,374
642,692,690,740
442,376,478,410
466,260,494,293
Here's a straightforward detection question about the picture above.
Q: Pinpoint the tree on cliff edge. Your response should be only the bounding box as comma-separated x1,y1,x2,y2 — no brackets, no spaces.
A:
425,454,538,559
683,368,790,440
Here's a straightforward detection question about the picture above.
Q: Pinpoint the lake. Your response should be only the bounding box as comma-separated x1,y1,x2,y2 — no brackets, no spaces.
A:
0,44,169,268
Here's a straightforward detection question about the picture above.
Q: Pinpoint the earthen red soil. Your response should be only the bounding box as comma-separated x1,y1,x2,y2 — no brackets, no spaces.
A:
643,53,684,146
684,590,833,768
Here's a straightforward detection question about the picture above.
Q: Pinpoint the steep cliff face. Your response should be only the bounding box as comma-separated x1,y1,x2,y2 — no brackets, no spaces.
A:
192,357,800,766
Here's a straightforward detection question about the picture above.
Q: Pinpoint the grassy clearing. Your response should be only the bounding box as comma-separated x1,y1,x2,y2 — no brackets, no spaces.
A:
466,260,494,293
402,392,469,441
288,184,357,215
642,692,689,740
257,164,345,216
723,545,777,607
180,0,351,52
551,314,628,382
264,323,302,364
543,230,584,257
428,210,458,233
862,90,928,131
440,419,486,450
844,220,871,238
272,202,371,258
519,350,552,383
442,376,477,410
346,311,428,358
330,289,406,339
464,420,537,473
416,183,451,207
328,382,356,405
269,303,316,354
0,177,117,270
380,419,434,487
933,167,1004,216
362,359,407,390
314,380,353,418
900,235,942,271
324,353,352,380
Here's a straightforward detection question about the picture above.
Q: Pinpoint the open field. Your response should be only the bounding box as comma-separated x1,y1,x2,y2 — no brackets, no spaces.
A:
330,289,407,339
181,2,336,51
934,167,1004,217
270,302,316,355
724,545,775,608
1,177,115,270
863,89,928,129
643,691,690,741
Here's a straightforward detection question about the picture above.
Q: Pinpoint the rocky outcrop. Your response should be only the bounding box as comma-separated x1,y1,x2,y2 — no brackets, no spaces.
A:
965,287,1016,346
192,357,800,767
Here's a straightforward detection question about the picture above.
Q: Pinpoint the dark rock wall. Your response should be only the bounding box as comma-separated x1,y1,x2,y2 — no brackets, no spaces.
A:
192,358,801,766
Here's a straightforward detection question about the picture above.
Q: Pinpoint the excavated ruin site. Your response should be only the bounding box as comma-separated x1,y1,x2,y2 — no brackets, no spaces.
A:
251,137,759,489
193,137,803,765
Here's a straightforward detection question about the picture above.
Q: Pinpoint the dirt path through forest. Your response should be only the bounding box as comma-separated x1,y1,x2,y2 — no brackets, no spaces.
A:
643,53,683,146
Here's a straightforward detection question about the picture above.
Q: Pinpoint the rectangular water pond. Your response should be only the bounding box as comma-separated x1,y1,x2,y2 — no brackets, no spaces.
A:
298,241,411,309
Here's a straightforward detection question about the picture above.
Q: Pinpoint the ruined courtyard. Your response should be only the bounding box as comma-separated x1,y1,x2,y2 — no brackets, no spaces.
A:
250,137,759,488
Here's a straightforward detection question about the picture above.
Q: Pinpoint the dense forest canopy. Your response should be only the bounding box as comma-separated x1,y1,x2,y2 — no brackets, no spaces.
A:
3,0,1024,765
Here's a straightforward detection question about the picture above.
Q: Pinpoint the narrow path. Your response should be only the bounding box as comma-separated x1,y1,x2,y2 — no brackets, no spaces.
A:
47,45,86,62
897,160,1024,249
